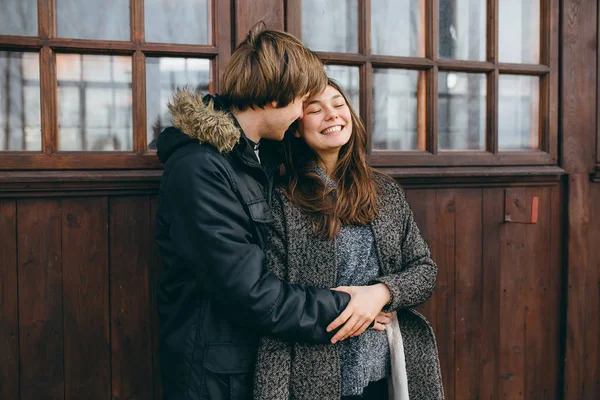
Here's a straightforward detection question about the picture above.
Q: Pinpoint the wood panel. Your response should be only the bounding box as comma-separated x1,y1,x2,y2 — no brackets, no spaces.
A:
150,197,164,400
62,198,110,399
405,186,564,399
562,0,599,397
432,189,456,398
234,0,284,45
0,200,18,400
110,197,154,400
454,189,483,398
17,199,64,399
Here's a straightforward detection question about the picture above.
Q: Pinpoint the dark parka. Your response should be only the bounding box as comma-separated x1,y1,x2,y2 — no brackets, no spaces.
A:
155,90,350,400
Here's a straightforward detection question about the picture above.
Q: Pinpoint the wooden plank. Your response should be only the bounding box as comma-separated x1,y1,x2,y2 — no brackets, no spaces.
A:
234,0,284,45
481,188,503,399
0,200,19,400
499,189,527,399
17,199,64,399
110,197,153,400
453,189,483,398
406,188,437,323
62,197,110,399
523,187,551,398
150,196,163,399
433,189,456,399
548,183,565,399
584,183,600,398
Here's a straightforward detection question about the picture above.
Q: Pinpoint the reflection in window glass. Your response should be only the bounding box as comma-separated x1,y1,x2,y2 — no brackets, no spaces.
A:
0,0,37,36
56,54,132,151
498,75,539,150
302,0,358,53
146,58,211,150
499,0,540,64
324,65,360,114
438,72,486,150
371,0,425,57
56,0,129,41
145,0,210,44
0,52,41,151
372,69,426,151
438,0,486,61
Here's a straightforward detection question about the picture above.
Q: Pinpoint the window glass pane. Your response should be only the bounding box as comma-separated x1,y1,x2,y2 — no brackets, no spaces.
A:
0,0,37,36
146,57,211,150
498,75,539,151
145,0,210,44
302,0,358,53
56,0,129,41
0,52,41,151
439,0,486,61
57,54,132,151
438,72,486,150
324,65,360,114
499,0,540,64
372,69,426,151
371,0,425,57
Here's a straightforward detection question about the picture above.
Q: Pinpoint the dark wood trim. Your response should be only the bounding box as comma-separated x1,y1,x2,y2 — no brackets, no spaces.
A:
549,0,559,163
132,50,146,154
0,167,565,197
488,68,499,154
39,46,56,155
139,44,219,57
436,59,495,72
285,0,301,37
0,170,163,197
487,0,497,64
429,66,438,154
0,37,44,49
0,154,163,170
316,52,367,64
497,63,550,74
429,0,437,60
358,0,367,56
215,0,232,92
370,55,434,69
368,150,557,167
131,0,144,43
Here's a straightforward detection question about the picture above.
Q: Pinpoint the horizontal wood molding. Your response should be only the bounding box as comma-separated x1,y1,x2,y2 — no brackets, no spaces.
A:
0,166,565,197
0,170,163,197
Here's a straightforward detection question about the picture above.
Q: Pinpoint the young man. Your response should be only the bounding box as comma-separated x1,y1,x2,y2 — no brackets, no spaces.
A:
155,28,353,399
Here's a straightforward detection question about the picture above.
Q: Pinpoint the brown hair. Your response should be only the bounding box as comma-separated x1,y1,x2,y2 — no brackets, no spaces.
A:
281,78,379,240
221,23,327,110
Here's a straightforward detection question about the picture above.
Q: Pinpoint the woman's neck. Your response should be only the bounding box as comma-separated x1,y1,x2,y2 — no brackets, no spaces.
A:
317,151,339,177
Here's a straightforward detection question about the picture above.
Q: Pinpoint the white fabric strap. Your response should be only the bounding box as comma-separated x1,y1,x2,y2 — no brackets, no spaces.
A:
386,312,410,400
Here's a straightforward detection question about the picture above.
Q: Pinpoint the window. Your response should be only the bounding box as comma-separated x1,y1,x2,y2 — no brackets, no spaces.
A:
289,0,558,167
0,0,230,169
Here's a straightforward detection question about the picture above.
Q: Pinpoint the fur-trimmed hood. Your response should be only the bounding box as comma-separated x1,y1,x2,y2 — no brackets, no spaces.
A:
156,89,240,163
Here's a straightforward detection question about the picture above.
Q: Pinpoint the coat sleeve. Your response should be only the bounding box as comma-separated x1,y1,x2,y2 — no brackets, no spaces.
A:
371,182,437,311
165,153,350,343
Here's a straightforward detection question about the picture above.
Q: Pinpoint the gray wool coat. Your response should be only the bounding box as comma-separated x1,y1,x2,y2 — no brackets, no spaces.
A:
253,173,445,400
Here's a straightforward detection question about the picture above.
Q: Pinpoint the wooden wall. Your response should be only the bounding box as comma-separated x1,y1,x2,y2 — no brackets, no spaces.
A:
0,195,162,399
0,178,566,399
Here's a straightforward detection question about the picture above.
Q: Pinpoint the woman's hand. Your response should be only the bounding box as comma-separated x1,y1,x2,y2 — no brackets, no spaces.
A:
371,311,393,331
327,283,392,343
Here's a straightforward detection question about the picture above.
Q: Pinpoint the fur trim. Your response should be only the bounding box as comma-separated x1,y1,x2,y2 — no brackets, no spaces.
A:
168,89,240,153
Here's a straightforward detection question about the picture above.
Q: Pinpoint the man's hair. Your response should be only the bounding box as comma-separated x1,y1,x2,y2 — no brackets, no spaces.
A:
221,24,327,110
280,78,380,240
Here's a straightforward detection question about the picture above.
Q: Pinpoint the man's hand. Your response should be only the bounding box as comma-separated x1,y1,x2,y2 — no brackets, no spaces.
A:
327,283,392,343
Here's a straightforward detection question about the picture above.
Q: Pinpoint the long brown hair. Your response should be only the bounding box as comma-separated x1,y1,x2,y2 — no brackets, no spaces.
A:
281,78,379,240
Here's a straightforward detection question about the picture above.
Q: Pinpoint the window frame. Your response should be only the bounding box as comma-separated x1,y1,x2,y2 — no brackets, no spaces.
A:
0,0,231,170
286,0,559,168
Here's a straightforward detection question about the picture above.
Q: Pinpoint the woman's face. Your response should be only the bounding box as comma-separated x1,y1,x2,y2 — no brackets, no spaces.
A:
298,85,352,157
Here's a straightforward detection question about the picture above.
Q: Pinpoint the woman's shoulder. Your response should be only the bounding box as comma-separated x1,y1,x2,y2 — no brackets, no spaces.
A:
372,170,406,200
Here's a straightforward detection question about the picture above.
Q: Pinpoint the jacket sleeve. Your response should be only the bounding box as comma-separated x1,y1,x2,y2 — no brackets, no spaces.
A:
371,183,437,311
165,153,350,343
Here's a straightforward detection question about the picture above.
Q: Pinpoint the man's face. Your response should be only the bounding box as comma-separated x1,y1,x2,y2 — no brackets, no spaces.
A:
261,94,309,141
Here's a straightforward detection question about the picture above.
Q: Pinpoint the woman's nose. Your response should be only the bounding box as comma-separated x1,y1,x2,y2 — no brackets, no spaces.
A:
325,107,338,120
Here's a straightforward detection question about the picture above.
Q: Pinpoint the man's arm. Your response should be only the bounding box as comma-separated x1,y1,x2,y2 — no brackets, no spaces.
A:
166,152,350,343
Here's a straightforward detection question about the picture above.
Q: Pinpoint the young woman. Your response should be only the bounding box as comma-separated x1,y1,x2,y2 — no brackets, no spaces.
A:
253,79,444,400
